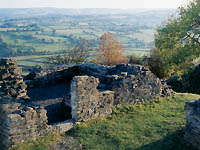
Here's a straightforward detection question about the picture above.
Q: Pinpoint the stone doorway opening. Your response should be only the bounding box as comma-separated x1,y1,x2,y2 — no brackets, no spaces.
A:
27,82,72,124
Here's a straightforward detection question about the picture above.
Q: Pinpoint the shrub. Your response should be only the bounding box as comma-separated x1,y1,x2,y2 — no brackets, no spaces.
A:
47,39,91,65
147,48,166,79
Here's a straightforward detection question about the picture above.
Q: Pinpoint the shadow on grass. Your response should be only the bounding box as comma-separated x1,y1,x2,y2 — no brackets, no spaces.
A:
136,129,197,150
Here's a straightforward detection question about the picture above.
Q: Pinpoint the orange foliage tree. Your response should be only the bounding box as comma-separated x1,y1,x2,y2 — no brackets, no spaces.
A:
95,32,126,65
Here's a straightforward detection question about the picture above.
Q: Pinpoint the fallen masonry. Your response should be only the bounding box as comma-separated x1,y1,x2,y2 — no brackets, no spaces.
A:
0,58,174,149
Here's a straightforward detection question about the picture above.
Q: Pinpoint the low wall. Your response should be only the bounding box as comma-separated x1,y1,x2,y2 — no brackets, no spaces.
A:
0,97,74,150
71,76,114,122
0,97,49,149
105,72,161,106
25,64,77,87
185,100,200,149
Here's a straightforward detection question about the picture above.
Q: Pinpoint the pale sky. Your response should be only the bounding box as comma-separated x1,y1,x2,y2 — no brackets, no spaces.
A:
0,0,192,9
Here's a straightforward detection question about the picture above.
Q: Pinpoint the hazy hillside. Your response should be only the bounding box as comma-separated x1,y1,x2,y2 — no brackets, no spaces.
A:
0,8,175,24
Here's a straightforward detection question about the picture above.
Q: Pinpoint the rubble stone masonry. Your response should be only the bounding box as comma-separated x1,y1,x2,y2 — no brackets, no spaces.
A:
0,97,49,149
0,58,29,100
0,58,174,148
185,100,200,149
71,76,114,121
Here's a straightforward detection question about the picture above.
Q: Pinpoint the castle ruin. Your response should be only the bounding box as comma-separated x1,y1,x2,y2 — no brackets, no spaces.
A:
0,58,173,149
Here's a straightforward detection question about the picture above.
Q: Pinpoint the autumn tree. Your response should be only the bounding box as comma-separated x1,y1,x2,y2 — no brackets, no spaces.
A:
95,32,126,65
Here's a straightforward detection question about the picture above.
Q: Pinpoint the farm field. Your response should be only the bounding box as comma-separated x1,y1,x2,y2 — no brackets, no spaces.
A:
0,8,174,71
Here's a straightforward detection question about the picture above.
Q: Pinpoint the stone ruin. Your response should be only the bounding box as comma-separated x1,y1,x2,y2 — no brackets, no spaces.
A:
0,58,29,100
0,58,174,149
185,100,200,149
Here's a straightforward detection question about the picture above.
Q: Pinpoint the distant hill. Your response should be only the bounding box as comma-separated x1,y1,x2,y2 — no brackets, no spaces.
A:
0,8,175,20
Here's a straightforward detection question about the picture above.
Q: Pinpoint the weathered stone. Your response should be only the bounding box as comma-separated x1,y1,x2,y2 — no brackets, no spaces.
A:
51,119,74,133
0,60,174,149
0,97,69,150
71,76,114,122
0,58,29,100
185,99,200,149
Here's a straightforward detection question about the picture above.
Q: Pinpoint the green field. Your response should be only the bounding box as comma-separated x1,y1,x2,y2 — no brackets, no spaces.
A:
11,93,200,150
15,55,51,66
0,13,157,69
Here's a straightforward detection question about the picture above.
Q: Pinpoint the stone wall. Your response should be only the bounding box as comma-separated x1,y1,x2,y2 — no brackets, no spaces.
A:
0,58,29,100
0,97,49,149
25,63,173,98
25,63,173,122
185,100,200,149
71,76,114,122
25,63,108,88
0,59,174,148
0,97,74,150
106,73,161,106
25,64,77,87
69,72,172,121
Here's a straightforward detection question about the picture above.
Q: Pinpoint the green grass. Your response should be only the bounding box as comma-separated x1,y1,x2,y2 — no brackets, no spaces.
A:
67,93,200,150
10,134,63,150
34,43,69,52
15,55,52,66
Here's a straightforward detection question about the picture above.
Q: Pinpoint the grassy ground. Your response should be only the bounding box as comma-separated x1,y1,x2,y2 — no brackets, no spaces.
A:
10,134,63,150
15,55,52,66
67,93,199,150
9,93,199,150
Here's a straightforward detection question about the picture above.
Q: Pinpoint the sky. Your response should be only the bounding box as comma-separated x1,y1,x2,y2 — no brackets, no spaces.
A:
0,0,192,9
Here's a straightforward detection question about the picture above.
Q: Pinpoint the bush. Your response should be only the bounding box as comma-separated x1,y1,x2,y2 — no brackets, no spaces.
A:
128,54,143,65
147,48,166,79
47,39,91,65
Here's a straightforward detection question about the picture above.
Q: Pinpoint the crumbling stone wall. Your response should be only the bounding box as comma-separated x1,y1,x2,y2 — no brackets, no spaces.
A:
185,100,200,149
0,97,74,150
25,63,173,121
25,63,107,88
0,58,29,100
71,76,114,122
25,64,77,87
104,65,172,106
69,73,172,121
0,97,49,150
25,63,173,97
105,73,161,105
0,58,174,148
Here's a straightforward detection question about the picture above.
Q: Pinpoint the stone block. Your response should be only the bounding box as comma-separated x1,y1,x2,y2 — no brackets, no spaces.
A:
185,99,200,149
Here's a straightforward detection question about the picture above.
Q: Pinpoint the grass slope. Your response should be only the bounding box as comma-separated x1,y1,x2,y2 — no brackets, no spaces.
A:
10,134,62,150
68,93,200,150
